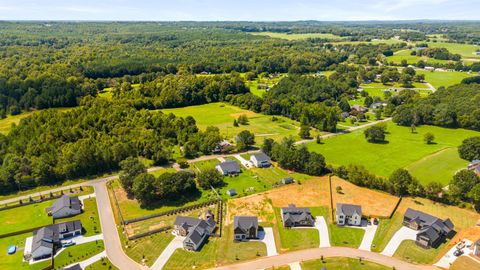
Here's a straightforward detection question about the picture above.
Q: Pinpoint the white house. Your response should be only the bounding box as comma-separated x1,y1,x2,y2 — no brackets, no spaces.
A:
336,203,362,226
46,195,82,218
250,153,271,168
31,220,82,260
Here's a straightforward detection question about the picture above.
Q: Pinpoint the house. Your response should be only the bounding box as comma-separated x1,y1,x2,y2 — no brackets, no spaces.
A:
474,51,480,56
336,203,362,226
257,84,270,90
46,195,82,218
468,160,480,175
424,66,435,71
213,140,232,153
281,204,314,227
234,216,259,241
281,177,294,185
351,105,367,113
250,153,271,168
370,102,386,110
474,239,480,257
340,112,350,118
226,189,237,196
403,208,455,248
215,159,241,176
31,220,82,260
173,214,216,251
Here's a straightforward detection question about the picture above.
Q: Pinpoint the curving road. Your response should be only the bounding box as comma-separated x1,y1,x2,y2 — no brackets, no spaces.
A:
209,246,439,270
93,181,146,270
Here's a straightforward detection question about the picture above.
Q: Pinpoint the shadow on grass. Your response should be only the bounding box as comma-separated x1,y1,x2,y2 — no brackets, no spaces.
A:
139,190,203,210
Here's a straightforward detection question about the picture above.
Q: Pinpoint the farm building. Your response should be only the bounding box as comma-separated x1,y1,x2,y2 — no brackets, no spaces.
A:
336,203,362,226
233,216,259,241
216,159,241,176
250,153,271,168
282,177,294,185
46,195,82,218
31,220,82,260
227,189,237,196
403,208,454,249
281,204,314,228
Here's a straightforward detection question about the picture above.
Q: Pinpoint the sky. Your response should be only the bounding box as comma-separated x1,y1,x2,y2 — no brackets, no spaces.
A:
0,0,478,21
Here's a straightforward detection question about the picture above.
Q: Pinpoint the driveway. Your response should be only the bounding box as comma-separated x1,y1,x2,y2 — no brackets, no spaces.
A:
434,239,473,268
62,233,104,245
234,154,253,169
288,261,302,270
256,227,278,256
381,226,418,257
78,192,96,204
359,223,378,251
315,216,331,248
151,235,185,270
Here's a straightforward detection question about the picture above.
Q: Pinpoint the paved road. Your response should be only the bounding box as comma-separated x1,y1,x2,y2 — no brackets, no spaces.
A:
295,117,392,145
209,246,439,270
0,167,164,206
93,181,145,270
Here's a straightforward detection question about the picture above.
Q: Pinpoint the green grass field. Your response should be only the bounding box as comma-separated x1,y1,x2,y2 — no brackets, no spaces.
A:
301,257,391,270
54,241,105,269
243,73,286,97
306,121,480,185
85,257,119,270
250,32,344,41
0,200,53,235
328,225,365,249
427,42,480,59
161,103,321,142
393,240,448,264
124,230,174,266
416,70,473,89
387,49,452,65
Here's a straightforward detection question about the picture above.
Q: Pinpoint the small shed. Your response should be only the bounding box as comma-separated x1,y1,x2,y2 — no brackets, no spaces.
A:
282,177,294,185
227,189,237,196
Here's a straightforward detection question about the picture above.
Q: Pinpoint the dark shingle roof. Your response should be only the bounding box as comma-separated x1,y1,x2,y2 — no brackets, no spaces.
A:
282,204,313,223
404,208,454,240
217,159,241,173
50,195,82,214
336,203,362,216
234,216,258,233
251,153,271,162
32,220,82,254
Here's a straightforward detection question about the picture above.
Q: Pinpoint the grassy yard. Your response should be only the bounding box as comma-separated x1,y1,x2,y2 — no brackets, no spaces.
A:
0,232,51,270
301,257,391,270
54,241,105,269
123,230,175,266
427,42,480,59
85,257,119,270
416,70,474,89
243,73,286,97
370,214,404,252
0,200,53,235
56,198,101,237
393,240,448,264
306,121,480,185
161,103,322,142
250,32,344,41
387,49,452,65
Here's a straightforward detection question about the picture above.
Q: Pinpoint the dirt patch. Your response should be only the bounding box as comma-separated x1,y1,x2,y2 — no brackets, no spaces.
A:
331,176,400,218
227,194,274,224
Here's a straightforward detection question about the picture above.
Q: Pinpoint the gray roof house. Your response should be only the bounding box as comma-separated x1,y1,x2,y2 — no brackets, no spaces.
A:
31,220,82,260
46,195,82,219
468,160,480,175
215,159,241,176
234,216,259,241
281,204,314,227
403,208,454,248
250,153,271,168
282,177,294,185
173,215,216,251
336,203,362,226
227,188,237,196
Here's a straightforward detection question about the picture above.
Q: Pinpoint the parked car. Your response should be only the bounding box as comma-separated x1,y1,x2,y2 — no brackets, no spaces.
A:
367,220,372,225
453,249,464,257
373,218,379,225
62,240,75,247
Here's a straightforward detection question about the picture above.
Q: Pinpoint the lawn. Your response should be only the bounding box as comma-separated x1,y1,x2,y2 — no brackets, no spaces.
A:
0,200,53,235
0,232,51,270
54,240,105,269
416,70,474,89
273,208,319,252
123,230,175,266
301,257,391,270
306,121,480,185
427,42,480,59
56,198,101,237
393,240,448,264
405,147,469,186
161,103,322,142
85,257,119,270
243,73,286,97
370,214,404,252
387,49,452,65
250,32,344,41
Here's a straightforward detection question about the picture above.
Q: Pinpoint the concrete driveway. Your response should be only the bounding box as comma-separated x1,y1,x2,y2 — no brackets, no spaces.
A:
234,154,253,169
63,250,107,269
381,226,418,256
288,261,302,270
151,235,185,270
256,227,278,256
434,239,473,268
315,216,331,248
